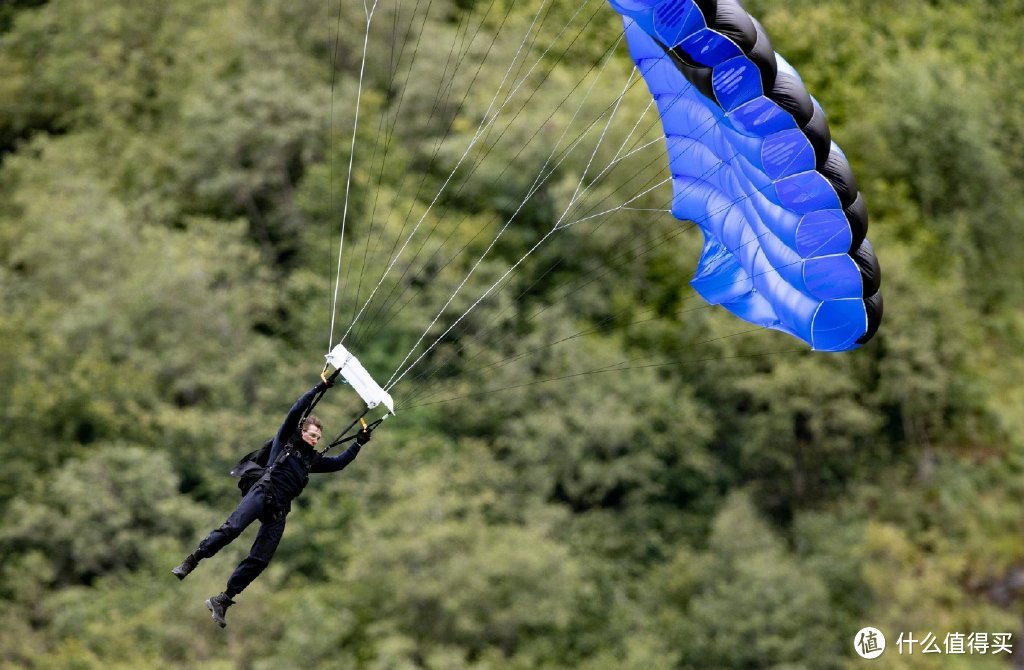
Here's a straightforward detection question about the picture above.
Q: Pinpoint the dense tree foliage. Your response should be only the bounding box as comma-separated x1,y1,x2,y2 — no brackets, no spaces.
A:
2,0,1023,667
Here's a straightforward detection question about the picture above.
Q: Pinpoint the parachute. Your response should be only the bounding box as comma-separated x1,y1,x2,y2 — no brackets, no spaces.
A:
607,0,882,351
319,0,885,413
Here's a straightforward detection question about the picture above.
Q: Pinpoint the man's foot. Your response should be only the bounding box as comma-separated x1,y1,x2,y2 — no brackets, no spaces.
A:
205,592,235,628
171,554,199,580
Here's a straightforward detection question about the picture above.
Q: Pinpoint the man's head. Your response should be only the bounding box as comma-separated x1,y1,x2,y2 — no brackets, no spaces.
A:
301,415,323,447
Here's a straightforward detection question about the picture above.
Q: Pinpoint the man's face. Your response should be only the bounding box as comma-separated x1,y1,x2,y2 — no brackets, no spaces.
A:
301,423,322,447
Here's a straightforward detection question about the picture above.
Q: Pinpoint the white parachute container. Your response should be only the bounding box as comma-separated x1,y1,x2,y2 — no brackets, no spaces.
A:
325,343,395,415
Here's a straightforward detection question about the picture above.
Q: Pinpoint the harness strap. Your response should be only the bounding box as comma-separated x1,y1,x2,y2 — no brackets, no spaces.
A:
295,367,343,433
320,414,387,455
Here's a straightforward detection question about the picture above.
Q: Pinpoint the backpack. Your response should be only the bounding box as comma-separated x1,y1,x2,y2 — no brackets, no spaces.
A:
229,439,274,496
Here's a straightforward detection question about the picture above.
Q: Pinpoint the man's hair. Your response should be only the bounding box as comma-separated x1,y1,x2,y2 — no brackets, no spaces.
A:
303,415,323,432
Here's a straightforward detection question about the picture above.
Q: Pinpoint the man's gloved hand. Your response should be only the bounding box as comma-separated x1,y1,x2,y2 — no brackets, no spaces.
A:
356,430,372,446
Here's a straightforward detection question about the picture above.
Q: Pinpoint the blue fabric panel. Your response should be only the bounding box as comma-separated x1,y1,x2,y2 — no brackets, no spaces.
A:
615,8,870,351
803,255,862,300
652,0,706,47
609,0,663,7
728,95,800,135
712,56,764,111
774,171,843,213
679,28,745,66
761,129,816,181
666,137,727,182
691,233,754,304
811,299,867,351
796,210,852,257
634,56,684,93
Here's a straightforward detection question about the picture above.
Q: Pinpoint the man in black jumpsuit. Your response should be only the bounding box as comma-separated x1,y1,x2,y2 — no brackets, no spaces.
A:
171,378,369,627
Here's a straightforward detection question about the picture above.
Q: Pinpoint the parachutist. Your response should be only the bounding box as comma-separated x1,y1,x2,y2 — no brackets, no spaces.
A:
172,377,372,628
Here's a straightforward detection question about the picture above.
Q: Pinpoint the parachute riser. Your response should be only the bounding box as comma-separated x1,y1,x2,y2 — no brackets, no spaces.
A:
321,411,389,455
295,366,343,432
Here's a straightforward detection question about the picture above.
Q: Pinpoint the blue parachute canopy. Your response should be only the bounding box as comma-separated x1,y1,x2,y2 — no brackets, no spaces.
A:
608,0,882,351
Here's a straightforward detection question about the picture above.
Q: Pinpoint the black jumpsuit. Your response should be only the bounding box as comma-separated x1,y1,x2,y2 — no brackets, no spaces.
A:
195,382,361,597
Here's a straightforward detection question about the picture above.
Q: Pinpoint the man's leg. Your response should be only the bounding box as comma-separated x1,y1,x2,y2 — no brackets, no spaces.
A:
195,487,267,559
224,511,287,598
206,508,287,627
174,488,266,580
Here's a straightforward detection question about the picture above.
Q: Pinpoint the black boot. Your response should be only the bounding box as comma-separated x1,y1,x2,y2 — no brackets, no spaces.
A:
171,553,199,580
205,592,235,628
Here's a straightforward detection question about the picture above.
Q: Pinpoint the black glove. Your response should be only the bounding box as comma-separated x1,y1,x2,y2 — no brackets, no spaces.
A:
356,430,372,446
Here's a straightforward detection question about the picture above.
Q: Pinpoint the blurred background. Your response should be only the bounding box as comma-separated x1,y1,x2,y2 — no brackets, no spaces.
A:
1,0,1023,667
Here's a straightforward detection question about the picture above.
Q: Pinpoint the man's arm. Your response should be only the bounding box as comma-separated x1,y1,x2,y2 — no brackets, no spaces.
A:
310,443,362,473
268,380,329,463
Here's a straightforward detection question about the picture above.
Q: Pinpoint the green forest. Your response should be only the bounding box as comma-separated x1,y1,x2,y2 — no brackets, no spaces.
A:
2,0,1024,667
